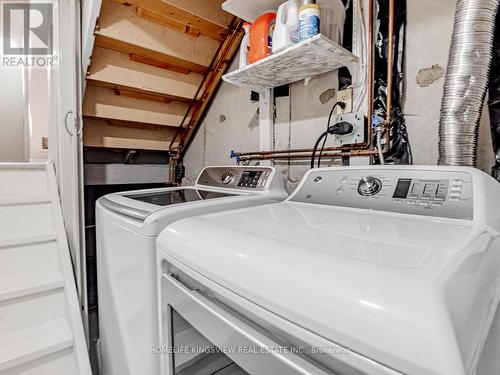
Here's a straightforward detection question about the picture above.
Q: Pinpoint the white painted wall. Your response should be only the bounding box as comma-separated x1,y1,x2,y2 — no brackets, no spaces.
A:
82,0,102,81
0,65,26,162
27,69,51,161
184,1,496,192
0,67,52,163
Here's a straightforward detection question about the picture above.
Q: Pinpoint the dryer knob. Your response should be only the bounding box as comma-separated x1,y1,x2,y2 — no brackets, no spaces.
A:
358,176,382,196
221,172,234,185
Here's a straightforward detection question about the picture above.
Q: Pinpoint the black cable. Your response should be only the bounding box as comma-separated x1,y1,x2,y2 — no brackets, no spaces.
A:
311,130,330,169
316,101,346,168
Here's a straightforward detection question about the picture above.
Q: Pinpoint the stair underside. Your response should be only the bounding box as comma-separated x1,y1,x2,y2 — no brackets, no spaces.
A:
83,0,243,153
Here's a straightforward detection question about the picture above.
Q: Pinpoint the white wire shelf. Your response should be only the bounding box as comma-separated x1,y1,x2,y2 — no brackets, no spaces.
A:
222,34,359,92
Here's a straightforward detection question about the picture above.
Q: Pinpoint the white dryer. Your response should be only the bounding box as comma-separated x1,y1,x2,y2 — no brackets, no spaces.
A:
95,166,287,375
157,166,500,375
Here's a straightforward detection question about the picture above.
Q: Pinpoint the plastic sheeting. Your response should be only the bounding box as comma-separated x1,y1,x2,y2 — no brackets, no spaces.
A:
339,0,411,164
373,0,412,164
489,12,500,180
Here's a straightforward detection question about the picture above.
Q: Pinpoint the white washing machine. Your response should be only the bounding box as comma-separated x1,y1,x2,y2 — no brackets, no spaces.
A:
95,166,287,375
157,166,500,375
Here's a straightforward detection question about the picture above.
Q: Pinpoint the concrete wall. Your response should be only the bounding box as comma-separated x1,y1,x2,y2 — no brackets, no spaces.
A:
184,0,495,192
405,0,493,171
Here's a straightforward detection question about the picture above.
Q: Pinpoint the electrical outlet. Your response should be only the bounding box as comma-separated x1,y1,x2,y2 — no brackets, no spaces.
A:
336,88,353,114
334,112,366,146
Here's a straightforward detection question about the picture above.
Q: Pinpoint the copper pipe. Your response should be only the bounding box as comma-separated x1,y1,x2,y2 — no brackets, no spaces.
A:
237,127,390,161
238,144,390,161
367,0,374,123
236,143,366,157
386,0,395,123
363,0,375,148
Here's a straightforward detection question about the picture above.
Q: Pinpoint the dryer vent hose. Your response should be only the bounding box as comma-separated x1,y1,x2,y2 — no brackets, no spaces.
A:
439,0,500,167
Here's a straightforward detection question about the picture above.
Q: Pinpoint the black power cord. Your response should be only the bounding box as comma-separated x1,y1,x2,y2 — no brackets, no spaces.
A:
311,101,347,169
311,130,331,169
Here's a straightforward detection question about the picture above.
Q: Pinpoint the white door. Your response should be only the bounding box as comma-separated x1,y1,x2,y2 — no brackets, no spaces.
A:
51,0,88,332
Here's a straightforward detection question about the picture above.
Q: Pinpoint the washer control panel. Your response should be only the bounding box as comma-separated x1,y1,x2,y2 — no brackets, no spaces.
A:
291,169,474,220
196,167,273,191
237,170,263,188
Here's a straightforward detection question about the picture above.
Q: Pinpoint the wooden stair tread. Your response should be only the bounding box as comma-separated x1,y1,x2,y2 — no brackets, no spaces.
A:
114,0,231,40
87,47,203,101
97,0,219,71
83,85,191,127
83,117,181,151
160,0,233,29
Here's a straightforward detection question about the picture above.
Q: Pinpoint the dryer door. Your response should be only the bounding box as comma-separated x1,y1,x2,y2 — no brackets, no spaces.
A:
160,273,332,375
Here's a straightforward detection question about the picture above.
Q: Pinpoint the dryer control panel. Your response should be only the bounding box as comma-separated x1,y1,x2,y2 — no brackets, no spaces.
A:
291,168,474,220
196,167,275,191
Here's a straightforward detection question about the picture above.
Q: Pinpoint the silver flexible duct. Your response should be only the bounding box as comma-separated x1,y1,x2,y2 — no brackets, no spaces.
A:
439,0,499,166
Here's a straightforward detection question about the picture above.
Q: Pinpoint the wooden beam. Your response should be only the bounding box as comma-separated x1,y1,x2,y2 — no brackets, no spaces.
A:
160,0,233,29
128,53,192,75
94,34,208,75
87,47,202,101
83,85,190,127
87,80,176,103
84,117,181,151
136,8,201,38
114,0,230,40
98,0,219,71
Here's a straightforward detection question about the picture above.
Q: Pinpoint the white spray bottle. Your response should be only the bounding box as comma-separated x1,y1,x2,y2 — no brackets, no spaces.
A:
239,22,252,69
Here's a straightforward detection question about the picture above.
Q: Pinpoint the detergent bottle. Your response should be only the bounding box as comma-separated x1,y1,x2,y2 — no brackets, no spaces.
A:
248,11,276,64
272,0,299,53
239,22,252,68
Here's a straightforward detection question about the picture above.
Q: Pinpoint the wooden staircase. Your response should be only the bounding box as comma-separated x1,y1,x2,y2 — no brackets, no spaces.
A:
83,0,243,156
